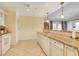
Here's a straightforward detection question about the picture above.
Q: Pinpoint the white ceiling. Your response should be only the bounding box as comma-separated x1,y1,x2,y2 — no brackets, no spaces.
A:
0,2,68,17
48,2,79,21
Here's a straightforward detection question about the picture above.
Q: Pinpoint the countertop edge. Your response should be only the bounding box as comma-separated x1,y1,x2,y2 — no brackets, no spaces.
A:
38,32,79,50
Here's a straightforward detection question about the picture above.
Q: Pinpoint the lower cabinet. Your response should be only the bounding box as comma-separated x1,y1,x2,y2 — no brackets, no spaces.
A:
2,33,11,55
65,45,78,56
37,33,79,56
0,36,2,56
41,35,50,56
50,39,64,56
37,33,42,46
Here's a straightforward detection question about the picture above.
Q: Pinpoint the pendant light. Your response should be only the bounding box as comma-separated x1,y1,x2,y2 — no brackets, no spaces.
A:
26,4,30,11
60,2,64,19
46,12,49,23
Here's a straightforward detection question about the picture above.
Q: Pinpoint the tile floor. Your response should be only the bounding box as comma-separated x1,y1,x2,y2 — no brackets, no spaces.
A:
4,40,45,56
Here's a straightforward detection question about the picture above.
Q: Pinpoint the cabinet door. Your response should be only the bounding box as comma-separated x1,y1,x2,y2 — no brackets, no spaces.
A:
50,40,63,56
0,37,2,56
51,45,63,56
65,45,78,56
41,35,50,56
2,34,11,55
37,34,42,45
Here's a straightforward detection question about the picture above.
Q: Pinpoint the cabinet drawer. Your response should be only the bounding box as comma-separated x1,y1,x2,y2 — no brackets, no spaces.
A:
51,39,63,49
50,39,63,56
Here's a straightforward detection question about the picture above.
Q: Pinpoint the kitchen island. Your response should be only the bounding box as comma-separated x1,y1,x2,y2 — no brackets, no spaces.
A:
37,31,79,56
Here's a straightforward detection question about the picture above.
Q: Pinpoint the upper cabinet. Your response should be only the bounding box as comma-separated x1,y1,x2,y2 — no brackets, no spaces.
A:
0,8,6,26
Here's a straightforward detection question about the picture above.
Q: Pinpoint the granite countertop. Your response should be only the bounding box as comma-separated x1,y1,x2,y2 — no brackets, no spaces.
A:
0,32,10,36
38,31,79,50
0,25,11,36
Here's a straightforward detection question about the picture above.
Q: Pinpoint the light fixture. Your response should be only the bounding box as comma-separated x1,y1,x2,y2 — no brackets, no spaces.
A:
26,4,30,11
60,2,64,19
26,8,30,11
44,19,49,23
45,12,49,23
61,14,64,19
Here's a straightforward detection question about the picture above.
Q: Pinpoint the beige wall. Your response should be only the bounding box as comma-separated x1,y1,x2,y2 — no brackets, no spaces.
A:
18,16,44,40
5,10,44,44
5,10,16,45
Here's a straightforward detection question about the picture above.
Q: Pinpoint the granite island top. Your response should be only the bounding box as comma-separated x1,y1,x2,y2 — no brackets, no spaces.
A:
38,31,79,50
0,32,10,36
0,25,11,36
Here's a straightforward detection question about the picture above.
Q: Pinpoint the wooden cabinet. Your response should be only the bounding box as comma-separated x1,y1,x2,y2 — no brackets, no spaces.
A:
37,33,79,56
0,36,2,56
50,39,64,56
0,34,11,56
41,35,50,56
2,33,11,55
37,33,50,56
44,22,49,30
37,33,42,46
65,45,78,56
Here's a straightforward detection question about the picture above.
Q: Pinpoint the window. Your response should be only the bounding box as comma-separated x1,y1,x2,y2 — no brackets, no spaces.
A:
53,22,57,30
75,22,79,31
58,23,62,30
67,21,79,31
53,22,62,30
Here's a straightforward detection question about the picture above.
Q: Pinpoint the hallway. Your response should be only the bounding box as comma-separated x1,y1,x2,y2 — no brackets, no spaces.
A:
4,40,45,56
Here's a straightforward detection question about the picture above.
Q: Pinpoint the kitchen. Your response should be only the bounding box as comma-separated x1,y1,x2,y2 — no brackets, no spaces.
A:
0,2,79,56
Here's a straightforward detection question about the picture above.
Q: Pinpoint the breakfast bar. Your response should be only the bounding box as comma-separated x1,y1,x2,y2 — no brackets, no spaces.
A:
37,31,79,56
